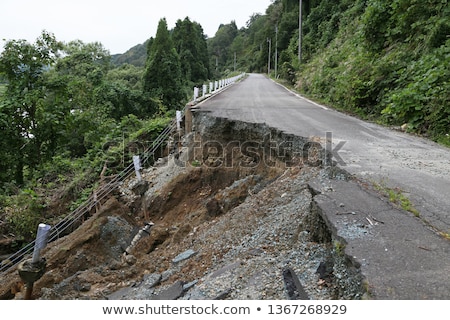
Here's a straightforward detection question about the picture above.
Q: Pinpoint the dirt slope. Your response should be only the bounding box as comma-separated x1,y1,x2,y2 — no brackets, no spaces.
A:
0,116,364,300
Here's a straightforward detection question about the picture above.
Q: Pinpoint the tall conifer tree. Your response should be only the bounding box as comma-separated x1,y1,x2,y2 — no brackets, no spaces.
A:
173,17,210,83
143,18,184,110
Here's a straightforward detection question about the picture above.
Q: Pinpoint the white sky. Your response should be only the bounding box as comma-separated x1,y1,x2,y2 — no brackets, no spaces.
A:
1,0,273,54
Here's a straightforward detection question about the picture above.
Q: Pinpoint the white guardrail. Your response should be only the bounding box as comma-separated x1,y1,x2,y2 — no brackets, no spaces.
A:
192,73,246,104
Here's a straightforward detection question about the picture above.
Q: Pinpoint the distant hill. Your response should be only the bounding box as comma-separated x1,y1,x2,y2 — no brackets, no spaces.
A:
111,40,149,67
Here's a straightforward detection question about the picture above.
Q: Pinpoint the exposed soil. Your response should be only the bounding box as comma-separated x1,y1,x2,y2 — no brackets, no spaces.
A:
0,113,364,300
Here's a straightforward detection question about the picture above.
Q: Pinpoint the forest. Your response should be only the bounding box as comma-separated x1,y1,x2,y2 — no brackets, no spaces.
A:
0,0,449,242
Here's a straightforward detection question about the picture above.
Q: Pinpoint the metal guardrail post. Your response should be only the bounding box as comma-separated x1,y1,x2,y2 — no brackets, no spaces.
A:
18,224,51,299
0,73,247,279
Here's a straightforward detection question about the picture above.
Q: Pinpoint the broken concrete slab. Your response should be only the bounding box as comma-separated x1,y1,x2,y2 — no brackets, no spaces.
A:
310,176,450,299
142,273,162,289
208,261,241,279
108,286,133,300
150,281,184,300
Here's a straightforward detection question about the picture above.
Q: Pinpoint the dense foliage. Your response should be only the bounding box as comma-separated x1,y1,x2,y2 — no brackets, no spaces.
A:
0,26,190,240
204,0,449,144
297,0,449,144
173,17,211,84
1,0,448,241
143,18,185,109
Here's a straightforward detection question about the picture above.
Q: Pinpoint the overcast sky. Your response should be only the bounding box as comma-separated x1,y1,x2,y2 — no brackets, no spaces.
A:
1,0,273,54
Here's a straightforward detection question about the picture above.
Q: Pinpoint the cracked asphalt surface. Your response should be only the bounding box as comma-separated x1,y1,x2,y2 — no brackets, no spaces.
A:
193,73,450,299
197,73,450,235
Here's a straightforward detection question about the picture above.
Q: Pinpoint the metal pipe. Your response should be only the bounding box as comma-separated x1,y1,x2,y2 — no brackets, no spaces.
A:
32,224,51,263
275,24,278,78
267,38,271,75
24,282,33,300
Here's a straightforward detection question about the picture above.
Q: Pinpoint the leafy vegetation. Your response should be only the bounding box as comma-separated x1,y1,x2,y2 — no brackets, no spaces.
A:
0,21,206,240
143,18,185,109
1,0,448,241
295,0,450,144
202,0,449,144
373,181,420,217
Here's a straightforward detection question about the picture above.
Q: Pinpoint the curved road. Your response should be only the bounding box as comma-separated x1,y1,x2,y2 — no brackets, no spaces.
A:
197,73,450,234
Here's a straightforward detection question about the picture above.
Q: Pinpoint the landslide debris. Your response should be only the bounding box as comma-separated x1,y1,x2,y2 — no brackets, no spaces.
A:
0,114,364,300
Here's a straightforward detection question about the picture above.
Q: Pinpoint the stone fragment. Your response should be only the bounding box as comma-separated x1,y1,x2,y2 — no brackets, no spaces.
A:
151,281,184,300
172,249,197,264
282,267,309,300
143,273,162,288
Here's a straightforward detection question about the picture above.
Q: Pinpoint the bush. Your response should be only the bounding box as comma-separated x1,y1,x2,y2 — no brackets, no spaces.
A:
3,189,45,241
382,40,450,138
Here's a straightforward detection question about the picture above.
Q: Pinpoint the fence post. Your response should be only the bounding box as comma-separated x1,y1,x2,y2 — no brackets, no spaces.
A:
32,224,51,263
18,223,51,299
133,155,142,181
176,110,182,131
193,87,199,102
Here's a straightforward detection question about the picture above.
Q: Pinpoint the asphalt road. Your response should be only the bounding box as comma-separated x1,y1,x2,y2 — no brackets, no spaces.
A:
197,73,450,235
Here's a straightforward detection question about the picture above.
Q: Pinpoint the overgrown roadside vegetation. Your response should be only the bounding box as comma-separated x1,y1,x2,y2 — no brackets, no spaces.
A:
372,180,420,217
202,0,449,145
1,0,449,247
296,0,449,145
0,18,210,243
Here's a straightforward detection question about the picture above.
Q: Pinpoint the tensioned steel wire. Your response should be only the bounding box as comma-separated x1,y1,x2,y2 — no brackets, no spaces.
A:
0,74,244,278
0,112,181,277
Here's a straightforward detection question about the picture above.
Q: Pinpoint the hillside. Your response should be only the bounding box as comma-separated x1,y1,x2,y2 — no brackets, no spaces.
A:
1,0,449,301
3,99,449,300
295,0,449,144
110,0,450,144
111,41,149,67
0,111,364,300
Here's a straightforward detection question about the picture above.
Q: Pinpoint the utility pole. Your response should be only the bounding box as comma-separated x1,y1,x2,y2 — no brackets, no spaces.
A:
275,23,278,79
234,52,237,72
298,0,303,64
267,38,271,75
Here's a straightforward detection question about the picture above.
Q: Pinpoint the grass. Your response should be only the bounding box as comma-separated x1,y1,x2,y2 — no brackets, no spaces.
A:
333,240,346,256
372,180,450,242
440,232,450,241
373,181,420,217
191,160,201,167
385,187,420,217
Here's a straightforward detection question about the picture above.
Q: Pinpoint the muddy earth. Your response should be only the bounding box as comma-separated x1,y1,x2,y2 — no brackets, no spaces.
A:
0,113,365,300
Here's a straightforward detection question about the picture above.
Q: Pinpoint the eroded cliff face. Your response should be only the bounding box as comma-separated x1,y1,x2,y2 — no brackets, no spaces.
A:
0,112,364,300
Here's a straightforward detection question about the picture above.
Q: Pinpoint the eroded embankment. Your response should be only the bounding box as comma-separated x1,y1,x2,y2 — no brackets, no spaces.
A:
0,112,365,300
184,111,366,299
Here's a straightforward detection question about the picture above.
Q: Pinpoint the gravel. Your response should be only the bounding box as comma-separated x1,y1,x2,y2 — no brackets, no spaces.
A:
113,165,355,300
2,121,364,301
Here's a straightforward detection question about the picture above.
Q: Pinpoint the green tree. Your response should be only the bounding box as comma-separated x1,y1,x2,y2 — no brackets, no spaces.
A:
173,17,210,83
143,18,185,110
44,40,113,157
101,63,159,119
208,21,239,73
243,14,269,72
0,31,63,186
